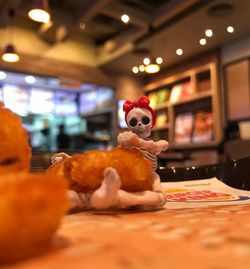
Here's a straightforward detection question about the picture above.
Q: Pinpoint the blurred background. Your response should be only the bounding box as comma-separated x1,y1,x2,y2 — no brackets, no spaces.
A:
0,0,250,169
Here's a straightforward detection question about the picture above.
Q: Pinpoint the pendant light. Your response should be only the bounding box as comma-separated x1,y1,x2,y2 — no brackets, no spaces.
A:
144,57,161,74
28,0,50,23
132,36,163,75
2,44,19,63
1,9,20,63
137,56,162,74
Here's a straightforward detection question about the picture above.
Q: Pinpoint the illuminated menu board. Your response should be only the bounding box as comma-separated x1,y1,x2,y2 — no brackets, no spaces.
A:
117,99,127,129
55,91,78,115
29,88,55,114
0,88,3,102
3,85,29,116
79,91,97,115
97,87,113,110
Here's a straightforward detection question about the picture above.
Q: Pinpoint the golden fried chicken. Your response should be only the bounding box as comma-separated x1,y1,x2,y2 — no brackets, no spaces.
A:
107,147,153,192
0,172,68,263
0,103,31,175
47,147,153,192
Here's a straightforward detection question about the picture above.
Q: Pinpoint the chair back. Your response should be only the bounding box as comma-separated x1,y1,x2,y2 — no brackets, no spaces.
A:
157,156,250,190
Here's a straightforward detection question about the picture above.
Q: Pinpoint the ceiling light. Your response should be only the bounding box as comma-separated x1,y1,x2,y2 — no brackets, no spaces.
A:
25,75,36,84
176,48,183,55
132,66,139,73
2,10,19,63
28,0,50,23
227,26,234,33
2,44,20,62
121,14,129,23
0,71,7,80
79,22,86,30
205,29,213,37
144,58,161,74
145,63,160,74
139,65,145,72
143,57,150,65
199,38,207,45
156,57,163,64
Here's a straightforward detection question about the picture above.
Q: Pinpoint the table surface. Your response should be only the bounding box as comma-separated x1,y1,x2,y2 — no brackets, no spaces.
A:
6,203,250,269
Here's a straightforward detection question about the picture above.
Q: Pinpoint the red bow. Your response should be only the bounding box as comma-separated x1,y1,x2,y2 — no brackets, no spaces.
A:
123,96,150,112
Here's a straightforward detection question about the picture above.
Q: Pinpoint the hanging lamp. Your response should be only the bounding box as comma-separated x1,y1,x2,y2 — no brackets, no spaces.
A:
144,58,160,74
2,44,19,63
1,9,20,63
28,0,50,23
143,56,163,74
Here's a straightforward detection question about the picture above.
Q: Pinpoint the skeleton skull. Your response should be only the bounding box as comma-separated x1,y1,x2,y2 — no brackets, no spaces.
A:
126,107,153,138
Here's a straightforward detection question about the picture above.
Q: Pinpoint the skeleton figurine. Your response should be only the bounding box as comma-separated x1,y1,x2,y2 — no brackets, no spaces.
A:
51,96,168,210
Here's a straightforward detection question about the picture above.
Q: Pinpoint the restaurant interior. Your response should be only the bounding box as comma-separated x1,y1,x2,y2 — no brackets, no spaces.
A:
2,0,250,268
1,0,250,170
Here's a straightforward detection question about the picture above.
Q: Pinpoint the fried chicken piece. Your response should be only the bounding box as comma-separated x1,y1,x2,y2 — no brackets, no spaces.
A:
0,172,68,263
107,147,153,192
47,147,153,192
0,103,31,175
64,150,109,192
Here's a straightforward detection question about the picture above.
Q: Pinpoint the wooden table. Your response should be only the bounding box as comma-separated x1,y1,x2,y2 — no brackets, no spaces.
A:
6,203,250,269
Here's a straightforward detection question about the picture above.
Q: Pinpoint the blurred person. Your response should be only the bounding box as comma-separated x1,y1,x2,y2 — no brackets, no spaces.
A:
57,124,70,150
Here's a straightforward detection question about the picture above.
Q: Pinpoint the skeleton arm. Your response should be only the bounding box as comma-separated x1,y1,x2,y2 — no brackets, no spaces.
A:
118,131,168,155
118,131,146,148
151,140,169,155
51,152,71,164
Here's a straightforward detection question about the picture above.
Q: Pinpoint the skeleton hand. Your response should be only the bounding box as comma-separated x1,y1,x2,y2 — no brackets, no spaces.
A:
151,140,169,155
51,152,71,164
118,131,168,155
118,131,155,151
118,131,140,148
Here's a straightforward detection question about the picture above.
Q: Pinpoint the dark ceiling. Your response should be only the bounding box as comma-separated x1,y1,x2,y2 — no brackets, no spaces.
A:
0,0,250,75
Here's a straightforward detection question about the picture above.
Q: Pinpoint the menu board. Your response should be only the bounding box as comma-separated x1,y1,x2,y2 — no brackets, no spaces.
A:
2,85,29,116
55,91,78,115
81,83,97,92
79,91,97,115
29,88,55,114
97,87,113,110
0,88,3,102
117,99,127,129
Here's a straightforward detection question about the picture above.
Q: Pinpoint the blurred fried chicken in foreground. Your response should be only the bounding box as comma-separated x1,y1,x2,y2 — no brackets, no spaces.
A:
0,102,31,175
0,102,68,263
47,147,153,192
0,172,68,263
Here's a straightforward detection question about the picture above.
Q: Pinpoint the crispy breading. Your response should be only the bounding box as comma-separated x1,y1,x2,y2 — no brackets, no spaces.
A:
0,172,68,263
108,147,153,192
47,147,153,192
64,150,108,191
0,103,31,174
